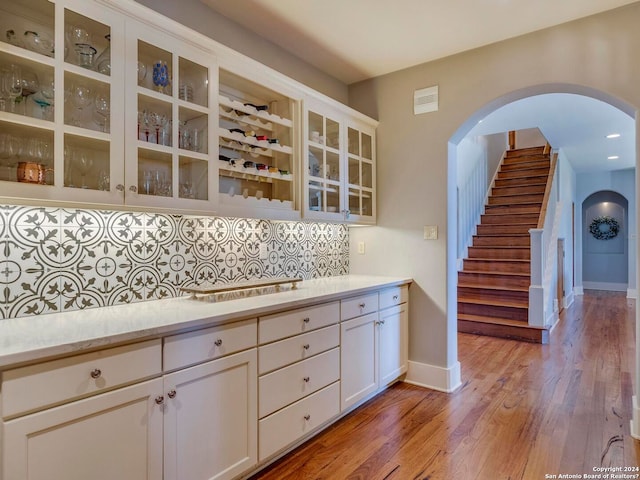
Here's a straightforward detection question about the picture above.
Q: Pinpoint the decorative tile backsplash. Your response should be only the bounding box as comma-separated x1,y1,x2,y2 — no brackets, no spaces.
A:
0,205,349,320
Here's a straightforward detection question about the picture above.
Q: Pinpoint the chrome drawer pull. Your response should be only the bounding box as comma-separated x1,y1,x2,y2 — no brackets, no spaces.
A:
303,317,310,323
303,344,310,350
359,303,366,308
167,389,177,399
155,396,164,405
304,414,311,421
393,295,399,300
214,338,223,346
90,368,102,379
303,376,310,383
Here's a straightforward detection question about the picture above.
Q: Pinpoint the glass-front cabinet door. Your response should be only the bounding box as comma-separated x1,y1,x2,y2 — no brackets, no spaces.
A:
217,68,298,219
0,0,124,203
123,20,216,211
303,100,377,224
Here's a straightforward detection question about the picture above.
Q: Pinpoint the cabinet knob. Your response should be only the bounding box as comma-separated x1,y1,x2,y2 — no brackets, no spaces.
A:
359,303,366,309
90,368,102,379
303,344,310,350
302,317,310,324
129,185,138,193
167,389,177,399
393,295,399,300
375,321,381,326
304,414,311,421
115,184,125,192
303,376,310,383
214,338,223,347
381,320,385,325
155,395,164,405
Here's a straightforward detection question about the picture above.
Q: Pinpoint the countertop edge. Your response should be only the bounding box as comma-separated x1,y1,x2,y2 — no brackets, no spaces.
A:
0,275,412,369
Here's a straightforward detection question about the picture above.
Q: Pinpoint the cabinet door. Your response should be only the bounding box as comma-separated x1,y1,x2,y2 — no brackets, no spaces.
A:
378,303,408,386
303,101,345,221
123,18,217,212
340,312,379,410
0,0,125,204
2,378,163,480
346,121,376,224
163,349,258,480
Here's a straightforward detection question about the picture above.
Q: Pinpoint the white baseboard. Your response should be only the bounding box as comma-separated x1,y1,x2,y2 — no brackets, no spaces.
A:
582,281,627,292
627,289,637,299
564,291,575,309
575,286,584,296
405,360,462,393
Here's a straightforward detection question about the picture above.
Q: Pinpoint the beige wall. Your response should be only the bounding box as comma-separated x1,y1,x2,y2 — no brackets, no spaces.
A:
134,0,348,103
347,3,640,371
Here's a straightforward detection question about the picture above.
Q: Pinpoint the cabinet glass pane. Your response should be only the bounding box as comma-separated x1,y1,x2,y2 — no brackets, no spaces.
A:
1,0,54,59
138,95,171,146
64,72,109,132
178,57,208,108
138,149,172,197
65,10,110,72
0,52,55,121
326,118,339,149
138,41,172,95
361,132,372,160
0,122,54,185
348,127,359,156
308,111,323,142
179,106,207,154
348,157,359,186
327,184,341,213
362,161,373,189
326,151,340,181
179,156,207,200
64,134,109,190
349,188,360,216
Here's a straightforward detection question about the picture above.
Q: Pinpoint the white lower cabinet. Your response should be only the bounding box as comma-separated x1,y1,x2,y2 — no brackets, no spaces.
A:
378,303,409,386
2,378,164,480
163,349,257,480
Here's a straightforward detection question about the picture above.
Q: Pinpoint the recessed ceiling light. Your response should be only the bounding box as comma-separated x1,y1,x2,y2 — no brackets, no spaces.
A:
606,133,621,139
608,155,619,160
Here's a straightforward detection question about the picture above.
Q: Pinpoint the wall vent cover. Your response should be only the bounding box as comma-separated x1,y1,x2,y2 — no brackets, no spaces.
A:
414,85,438,114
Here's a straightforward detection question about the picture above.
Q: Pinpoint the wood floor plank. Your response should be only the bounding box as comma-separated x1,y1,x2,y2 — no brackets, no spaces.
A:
249,291,640,480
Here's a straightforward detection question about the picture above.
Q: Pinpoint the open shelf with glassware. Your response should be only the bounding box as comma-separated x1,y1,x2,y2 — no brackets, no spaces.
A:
217,68,298,217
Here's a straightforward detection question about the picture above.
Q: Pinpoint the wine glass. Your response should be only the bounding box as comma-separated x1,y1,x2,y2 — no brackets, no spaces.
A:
152,60,169,93
6,65,22,114
20,70,39,116
33,73,54,120
76,150,93,188
69,83,92,127
93,87,110,133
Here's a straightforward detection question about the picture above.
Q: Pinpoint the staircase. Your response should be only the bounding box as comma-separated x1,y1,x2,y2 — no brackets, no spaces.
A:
457,145,551,343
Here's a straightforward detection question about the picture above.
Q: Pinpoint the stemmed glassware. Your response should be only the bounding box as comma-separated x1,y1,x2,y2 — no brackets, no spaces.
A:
33,73,54,120
68,82,92,126
76,150,93,189
7,65,23,114
93,87,110,132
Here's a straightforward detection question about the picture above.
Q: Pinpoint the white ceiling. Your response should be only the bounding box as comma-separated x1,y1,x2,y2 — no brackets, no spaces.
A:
199,0,637,173
200,0,638,85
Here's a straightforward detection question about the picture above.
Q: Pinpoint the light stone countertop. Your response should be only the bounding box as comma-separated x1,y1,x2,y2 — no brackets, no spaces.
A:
0,275,412,369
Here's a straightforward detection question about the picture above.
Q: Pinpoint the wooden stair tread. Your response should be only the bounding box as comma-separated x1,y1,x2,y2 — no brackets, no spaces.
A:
457,313,539,328
458,297,528,308
458,283,528,293
460,269,530,276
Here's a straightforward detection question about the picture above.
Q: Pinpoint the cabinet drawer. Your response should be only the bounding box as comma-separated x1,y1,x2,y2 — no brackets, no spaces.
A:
258,347,339,418
259,382,340,461
2,339,161,419
259,324,339,375
259,302,339,344
341,293,378,320
164,318,257,371
379,285,409,310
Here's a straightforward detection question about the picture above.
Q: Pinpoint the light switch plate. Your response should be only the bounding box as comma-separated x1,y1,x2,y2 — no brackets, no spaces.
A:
424,225,438,240
357,241,366,254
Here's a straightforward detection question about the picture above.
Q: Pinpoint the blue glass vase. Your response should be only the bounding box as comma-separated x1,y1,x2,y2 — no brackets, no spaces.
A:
152,60,169,93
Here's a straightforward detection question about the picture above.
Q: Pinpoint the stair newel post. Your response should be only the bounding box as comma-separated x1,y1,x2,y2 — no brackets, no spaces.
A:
528,228,545,327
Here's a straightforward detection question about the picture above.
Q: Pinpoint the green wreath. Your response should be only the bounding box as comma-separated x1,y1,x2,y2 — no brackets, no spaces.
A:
589,215,619,240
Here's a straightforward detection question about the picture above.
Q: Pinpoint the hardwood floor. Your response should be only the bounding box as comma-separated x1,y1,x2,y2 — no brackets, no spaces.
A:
249,291,640,480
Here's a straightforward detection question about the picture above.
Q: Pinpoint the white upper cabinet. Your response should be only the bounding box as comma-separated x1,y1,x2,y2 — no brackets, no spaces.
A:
303,98,377,224
0,0,376,223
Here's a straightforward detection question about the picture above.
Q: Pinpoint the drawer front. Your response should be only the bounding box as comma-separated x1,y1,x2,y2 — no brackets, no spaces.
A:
258,347,339,418
2,339,161,419
258,324,339,375
379,285,409,310
164,318,257,371
259,382,340,461
259,302,339,344
341,293,378,321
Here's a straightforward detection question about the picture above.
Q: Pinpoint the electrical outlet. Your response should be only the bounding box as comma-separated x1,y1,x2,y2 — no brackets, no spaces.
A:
259,244,268,260
357,241,366,254
424,225,438,240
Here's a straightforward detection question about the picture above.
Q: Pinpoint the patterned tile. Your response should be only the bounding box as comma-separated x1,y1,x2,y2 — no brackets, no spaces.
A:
0,205,349,319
